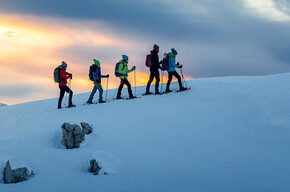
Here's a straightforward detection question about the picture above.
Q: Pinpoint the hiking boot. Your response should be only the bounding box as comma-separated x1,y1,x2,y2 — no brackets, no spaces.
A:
165,89,172,93
179,87,187,91
99,100,106,103
155,91,161,95
68,104,76,108
58,107,62,109
116,96,123,100
129,96,137,99
86,101,93,104
144,91,153,95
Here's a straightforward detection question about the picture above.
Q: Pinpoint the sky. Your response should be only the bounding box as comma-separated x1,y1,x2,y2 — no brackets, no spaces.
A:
0,0,290,105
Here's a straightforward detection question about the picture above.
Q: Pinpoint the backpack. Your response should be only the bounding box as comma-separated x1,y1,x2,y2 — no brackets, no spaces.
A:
115,62,125,77
53,66,61,83
89,65,97,81
162,53,170,70
145,53,152,67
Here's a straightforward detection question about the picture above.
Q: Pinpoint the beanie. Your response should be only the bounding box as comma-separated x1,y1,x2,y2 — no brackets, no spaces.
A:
122,55,129,61
171,48,178,55
61,61,67,68
153,44,159,50
93,59,100,66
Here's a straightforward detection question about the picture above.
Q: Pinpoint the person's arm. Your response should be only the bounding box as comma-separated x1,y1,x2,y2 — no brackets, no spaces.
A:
65,71,72,79
60,70,71,80
100,74,109,78
170,56,179,69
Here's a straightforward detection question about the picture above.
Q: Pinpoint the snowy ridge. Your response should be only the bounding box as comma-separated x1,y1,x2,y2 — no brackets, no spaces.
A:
0,73,290,192
0,103,7,107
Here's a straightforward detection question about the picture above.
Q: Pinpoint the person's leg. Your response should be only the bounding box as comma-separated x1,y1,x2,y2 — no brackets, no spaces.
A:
123,79,134,98
154,71,160,93
58,86,66,109
88,84,97,103
146,71,154,93
172,71,183,89
166,72,173,91
96,83,104,102
117,79,125,98
64,86,74,106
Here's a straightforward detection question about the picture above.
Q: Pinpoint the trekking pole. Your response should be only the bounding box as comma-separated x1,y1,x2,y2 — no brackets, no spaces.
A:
106,77,109,102
134,70,137,96
179,68,188,88
68,78,72,107
160,70,164,93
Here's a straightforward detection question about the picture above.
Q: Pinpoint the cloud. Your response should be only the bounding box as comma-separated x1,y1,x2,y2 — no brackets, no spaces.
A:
1,0,290,104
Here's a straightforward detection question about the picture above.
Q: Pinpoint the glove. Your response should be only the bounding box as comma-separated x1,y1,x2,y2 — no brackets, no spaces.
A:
70,74,73,79
178,65,183,68
126,70,129,75
160,67,165,71
177,62,180,66
132,66,136,71
106,74,109,78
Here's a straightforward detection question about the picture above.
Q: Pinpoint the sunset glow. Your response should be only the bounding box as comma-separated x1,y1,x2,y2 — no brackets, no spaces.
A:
0,15,154,104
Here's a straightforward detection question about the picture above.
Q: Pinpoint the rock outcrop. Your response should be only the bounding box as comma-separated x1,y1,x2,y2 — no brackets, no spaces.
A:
3,161,34,184
80,122,93,135
88,159,102,175
61,122,93,149
61,123,84,149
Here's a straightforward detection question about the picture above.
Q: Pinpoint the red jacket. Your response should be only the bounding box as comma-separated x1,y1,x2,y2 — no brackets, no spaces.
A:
59,68,72,86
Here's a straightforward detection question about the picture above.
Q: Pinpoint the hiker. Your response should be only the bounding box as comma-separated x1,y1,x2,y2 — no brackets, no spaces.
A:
166,48,186,92
116,55,137,99
145,44,163,95
87,59,109,104
58,61,75,109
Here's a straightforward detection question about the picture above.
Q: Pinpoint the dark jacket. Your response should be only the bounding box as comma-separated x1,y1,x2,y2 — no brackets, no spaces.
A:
150,50,162,72
91,65,106,84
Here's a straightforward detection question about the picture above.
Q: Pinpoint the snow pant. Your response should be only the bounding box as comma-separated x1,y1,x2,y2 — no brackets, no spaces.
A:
146,70,160,93
166,71,183,90
117,79,133,98
87,83,103,102
58,86,73,108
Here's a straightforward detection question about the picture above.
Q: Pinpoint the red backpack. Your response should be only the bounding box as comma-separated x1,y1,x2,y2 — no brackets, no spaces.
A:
145,53,152,67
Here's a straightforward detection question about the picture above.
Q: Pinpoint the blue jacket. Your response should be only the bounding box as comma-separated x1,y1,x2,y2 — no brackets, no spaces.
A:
168,52,179,72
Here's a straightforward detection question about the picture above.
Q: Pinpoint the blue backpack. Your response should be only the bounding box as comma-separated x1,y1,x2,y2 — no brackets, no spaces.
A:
89,65,98,81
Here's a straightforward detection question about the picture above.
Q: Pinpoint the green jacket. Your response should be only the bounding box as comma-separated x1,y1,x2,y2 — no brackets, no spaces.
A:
118,60,134,79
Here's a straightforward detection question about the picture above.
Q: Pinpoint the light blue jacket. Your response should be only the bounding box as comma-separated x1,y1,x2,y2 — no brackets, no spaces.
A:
168,52,179,72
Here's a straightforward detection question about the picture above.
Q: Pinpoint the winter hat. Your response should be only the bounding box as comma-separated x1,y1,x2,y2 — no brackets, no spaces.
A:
122,55,129,61
61,61,67,68
153,44,159,50
93,59,100,66
171,48,178,55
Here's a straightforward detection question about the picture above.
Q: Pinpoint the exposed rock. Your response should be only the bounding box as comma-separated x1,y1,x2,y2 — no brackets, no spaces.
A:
3,161,33,184
80,122,93,135
61,123,84,149
0,103,7,108
88,159,101,175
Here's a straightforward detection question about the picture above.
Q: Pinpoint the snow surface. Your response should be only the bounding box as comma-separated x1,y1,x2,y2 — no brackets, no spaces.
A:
0,73,290,192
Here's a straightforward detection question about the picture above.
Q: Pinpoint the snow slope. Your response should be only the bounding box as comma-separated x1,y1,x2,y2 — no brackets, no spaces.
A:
0,73,289,192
